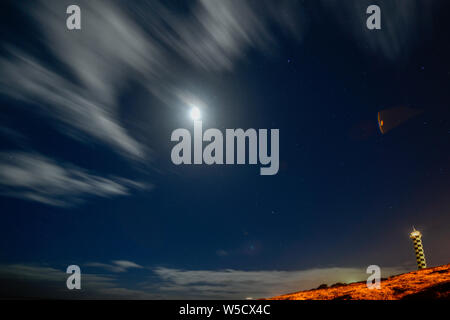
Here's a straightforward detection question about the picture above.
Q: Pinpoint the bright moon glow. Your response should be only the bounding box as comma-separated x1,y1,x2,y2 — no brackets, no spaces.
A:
190,107,201,120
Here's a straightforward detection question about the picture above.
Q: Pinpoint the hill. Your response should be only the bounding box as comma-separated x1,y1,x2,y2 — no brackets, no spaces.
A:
269,264,450,300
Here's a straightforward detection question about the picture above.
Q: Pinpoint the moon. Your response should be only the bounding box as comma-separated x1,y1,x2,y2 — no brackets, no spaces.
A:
190,106,201,120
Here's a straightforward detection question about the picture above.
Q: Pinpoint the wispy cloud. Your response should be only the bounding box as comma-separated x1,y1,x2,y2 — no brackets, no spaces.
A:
0,262,409,299
0,0,303,159
86,260,144,273
0,263,157,299
320,0,435,60
0,0,434,163
151,266,408,299
0,151,149,206
0,0,159,159
0,0,303,205
144,0,303,71
0,1,430,208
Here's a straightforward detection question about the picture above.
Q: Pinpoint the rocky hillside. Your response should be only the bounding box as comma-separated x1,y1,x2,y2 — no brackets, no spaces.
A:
270,264,450,300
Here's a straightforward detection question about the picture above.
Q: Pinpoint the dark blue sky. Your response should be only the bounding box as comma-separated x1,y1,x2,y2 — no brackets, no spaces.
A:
0,0,449,299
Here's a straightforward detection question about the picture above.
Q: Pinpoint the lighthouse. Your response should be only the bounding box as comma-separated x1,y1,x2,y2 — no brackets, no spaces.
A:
410,228,427,270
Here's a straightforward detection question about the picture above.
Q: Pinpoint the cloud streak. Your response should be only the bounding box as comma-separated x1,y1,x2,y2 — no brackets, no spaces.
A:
152,266,408,299
0,0,161,159
0,263,157,299
320,0,435,60
0,0,304,205
0,151,149,206
0,0,435,161
86,260,144,273
0,0,303,158
0,262,410,299
145,0,302,71
0,1,433,207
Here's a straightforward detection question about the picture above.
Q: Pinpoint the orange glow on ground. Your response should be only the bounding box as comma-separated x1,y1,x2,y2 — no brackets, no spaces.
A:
268,264,450,300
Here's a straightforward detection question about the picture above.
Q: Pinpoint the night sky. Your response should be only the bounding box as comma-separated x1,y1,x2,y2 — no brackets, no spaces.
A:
0,0,449,299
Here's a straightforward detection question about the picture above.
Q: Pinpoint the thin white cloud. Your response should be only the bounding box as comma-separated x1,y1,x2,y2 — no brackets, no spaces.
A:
0,264,157,299
0,264,113,286
152,266,409,299
148,0,302,71
0,52,148,159
86,260,144,273
0,262,409,299
0,0,434,164
320,0,435,60
0,0,163,159
0,151,149,206
0,1,303,160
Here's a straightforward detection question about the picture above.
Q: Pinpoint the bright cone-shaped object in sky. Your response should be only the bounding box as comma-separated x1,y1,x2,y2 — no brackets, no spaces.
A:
377,106,422,134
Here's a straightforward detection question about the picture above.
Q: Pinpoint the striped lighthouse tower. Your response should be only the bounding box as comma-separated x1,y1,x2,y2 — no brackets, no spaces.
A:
410,228,427,270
